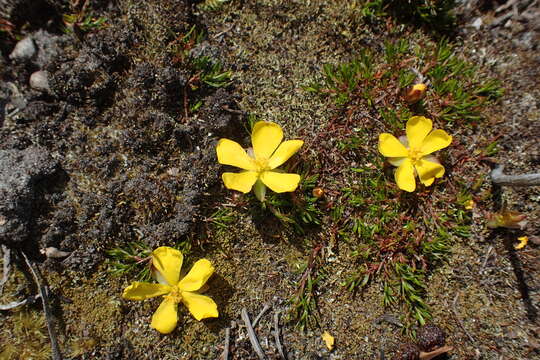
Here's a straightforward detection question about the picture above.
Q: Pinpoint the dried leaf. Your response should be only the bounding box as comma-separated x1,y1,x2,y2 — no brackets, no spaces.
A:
486,210,527,230
322,331,335,351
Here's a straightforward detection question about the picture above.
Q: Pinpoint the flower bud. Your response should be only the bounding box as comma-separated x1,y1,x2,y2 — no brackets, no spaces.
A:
312,187,324,199
404,83,427,104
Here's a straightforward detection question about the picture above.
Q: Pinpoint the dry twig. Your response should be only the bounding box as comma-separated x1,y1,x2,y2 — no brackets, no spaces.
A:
241,308,267,360
0,295,40,310
491,165,540,186
419,346,454,360
273,311,287,360
481,246,494,273
21,251,62,360
0,245,11,294
252,303,271,328
222,327,230,360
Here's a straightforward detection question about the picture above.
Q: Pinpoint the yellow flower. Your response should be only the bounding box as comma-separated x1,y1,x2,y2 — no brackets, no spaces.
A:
514,236,528,250
465,200,475,210
122,247,218,334
216,121,304,201
378,116,452,192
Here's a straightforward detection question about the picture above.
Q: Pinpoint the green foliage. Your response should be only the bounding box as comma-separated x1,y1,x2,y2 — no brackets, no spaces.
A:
309,38,502,124
191,56,233,88
106,241,152,280
421,229,451,263
106,241,190,280
167,25,233,115
393,263,431,325
63,13,107,34
360,0,457,33
428,40,503,122
266,174,324,234
305,50,374,105
288,260,326,331
359,0,387,21
205,207,236,229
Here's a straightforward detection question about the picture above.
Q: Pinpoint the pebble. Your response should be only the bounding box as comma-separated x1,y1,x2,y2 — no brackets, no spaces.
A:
29,71,50,92
471,17,483,30
9,36,36,61
40,247,71,258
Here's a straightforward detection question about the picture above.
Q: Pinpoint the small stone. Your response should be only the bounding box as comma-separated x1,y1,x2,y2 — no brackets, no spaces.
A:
29,71,50,92
416,324,446,352
471,17,483,30
41,247,71,258
9,36,36,61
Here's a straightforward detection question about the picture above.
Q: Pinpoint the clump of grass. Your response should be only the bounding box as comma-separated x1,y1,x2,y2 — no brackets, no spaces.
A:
266,173,324,235
302,37,492,327
305,50,374,106
288,244,325,331
168,25,233,115
191,55,233,89
204,207,237,230
359,0,457,33
309,38,502,124
62,13,107,34
106,241,153,280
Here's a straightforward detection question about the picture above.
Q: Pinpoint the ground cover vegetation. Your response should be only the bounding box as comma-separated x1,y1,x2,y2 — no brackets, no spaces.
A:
1,0,538,359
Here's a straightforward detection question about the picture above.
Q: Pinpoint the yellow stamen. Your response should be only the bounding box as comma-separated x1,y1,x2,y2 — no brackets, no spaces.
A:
408,147,424,164
254,157,270,173
164,286,183,303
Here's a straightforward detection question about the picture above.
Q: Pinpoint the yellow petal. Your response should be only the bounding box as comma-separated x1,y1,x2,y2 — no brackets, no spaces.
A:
152,247,183,286
181,292,219,321
395,158,416,192
268,140,304,169
216,139,256,170
415,158,445,186
322,331,335,351
514,236,528,250
387,157,406,167
251,121,283,160
260,171,301,193
420,129,452,155
177,259,214,292
422,176,435,187
151,298,178,334
222,171,258,193
406,116,432,149
378,134,408,157
122,282,171,300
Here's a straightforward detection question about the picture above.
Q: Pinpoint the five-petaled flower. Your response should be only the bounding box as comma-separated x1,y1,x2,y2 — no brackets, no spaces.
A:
122,247,218,334
216,121,304,201
378,116,452,192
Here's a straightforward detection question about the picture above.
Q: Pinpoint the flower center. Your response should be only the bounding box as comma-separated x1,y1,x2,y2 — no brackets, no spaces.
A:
254,157,270,173
408,147,424,164
164,285,182,303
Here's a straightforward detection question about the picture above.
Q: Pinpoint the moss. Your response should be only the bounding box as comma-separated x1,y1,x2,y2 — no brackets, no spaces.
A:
0,266,50,359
